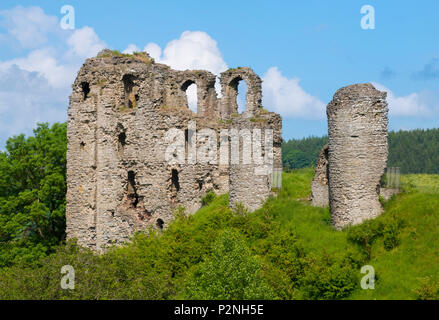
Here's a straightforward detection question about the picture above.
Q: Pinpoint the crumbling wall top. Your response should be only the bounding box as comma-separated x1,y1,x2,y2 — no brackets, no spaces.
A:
327,83,387,116
220,67,263,118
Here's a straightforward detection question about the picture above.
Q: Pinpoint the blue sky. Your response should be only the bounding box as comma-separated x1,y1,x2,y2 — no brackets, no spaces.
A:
0,0,438,148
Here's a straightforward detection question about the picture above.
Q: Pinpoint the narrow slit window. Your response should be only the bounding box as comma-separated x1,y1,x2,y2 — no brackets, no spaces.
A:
81,82,90,100
127,171,139,208
171,169,180,192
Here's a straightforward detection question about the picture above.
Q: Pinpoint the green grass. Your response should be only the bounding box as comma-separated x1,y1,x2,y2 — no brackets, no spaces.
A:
278,169,439,299
222,168,439,299
349,191,439,299
99,50,154,64
1,168,438,300
401,174,439,194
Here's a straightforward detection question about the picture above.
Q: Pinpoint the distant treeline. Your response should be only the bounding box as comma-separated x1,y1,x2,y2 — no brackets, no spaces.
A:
282,128,439,174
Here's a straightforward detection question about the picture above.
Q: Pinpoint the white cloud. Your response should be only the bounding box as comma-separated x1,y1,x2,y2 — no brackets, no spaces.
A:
372,82,436,117
262,67,326,119
144,31,228,75
123,44,141,54
8,7,426,147
0,65,68,146
0,25,105,90
0,6,107,148
67,26,106,58
140,32,326,118
144,31,228,111
4,48,76,88
185,84,198,112
144,42,162,61
0,6,60,48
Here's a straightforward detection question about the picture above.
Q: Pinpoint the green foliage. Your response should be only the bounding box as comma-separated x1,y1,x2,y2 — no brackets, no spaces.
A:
184,230,276,299
282,136,327,170
387,128,439,174
400,174,439,194
201,191,216,206
0,122,438,300
347,213,404,259
231,202,250,216
0,123,67,267
102,50,131,57
1,168,438,300
299,253,358,300
257,229,307,283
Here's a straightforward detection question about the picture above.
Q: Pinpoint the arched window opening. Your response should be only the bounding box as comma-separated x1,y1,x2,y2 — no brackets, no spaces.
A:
181,80,197,112
228,76,247,115
237,80,247,114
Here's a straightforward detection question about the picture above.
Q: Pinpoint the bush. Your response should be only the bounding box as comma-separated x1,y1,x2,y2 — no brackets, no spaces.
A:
0,240,98,299
299,253,358,300
347,213,404,259
184,229,277,299
257,229,307,283
0,238,178,300
201,191,216,206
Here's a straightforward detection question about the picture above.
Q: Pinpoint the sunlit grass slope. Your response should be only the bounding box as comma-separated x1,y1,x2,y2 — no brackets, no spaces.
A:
1,168,438,300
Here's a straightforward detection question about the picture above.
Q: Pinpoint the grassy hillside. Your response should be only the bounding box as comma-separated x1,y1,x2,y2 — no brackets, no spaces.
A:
350,173,439,299
1,168,438,300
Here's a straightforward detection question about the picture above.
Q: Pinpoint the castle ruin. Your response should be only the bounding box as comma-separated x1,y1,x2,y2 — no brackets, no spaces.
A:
312,83,389,229
66,49,282,251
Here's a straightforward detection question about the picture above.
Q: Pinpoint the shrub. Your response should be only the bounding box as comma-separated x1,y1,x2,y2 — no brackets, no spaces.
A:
347,213,404,259
299,253,358,300
201,191,216,206
258,229,307,283
184,229,276,299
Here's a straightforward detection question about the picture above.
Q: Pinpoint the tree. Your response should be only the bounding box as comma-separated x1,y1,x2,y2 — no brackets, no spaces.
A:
0,123,67,267
184,229,276,299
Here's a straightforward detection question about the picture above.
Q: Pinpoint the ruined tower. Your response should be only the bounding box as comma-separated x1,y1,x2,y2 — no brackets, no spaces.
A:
66,50,281,251
326,83,388,229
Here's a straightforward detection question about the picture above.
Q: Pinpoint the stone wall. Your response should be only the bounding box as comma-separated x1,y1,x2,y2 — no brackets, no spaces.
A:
227,115,282,212
310,144,398,208
311,144,329,207
67,49,282,251
326,83,388,229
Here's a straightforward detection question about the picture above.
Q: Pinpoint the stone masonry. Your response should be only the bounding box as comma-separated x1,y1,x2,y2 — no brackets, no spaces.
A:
310,144,329,207
66,50,282,251
310,143,398,209
326,83,388,229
